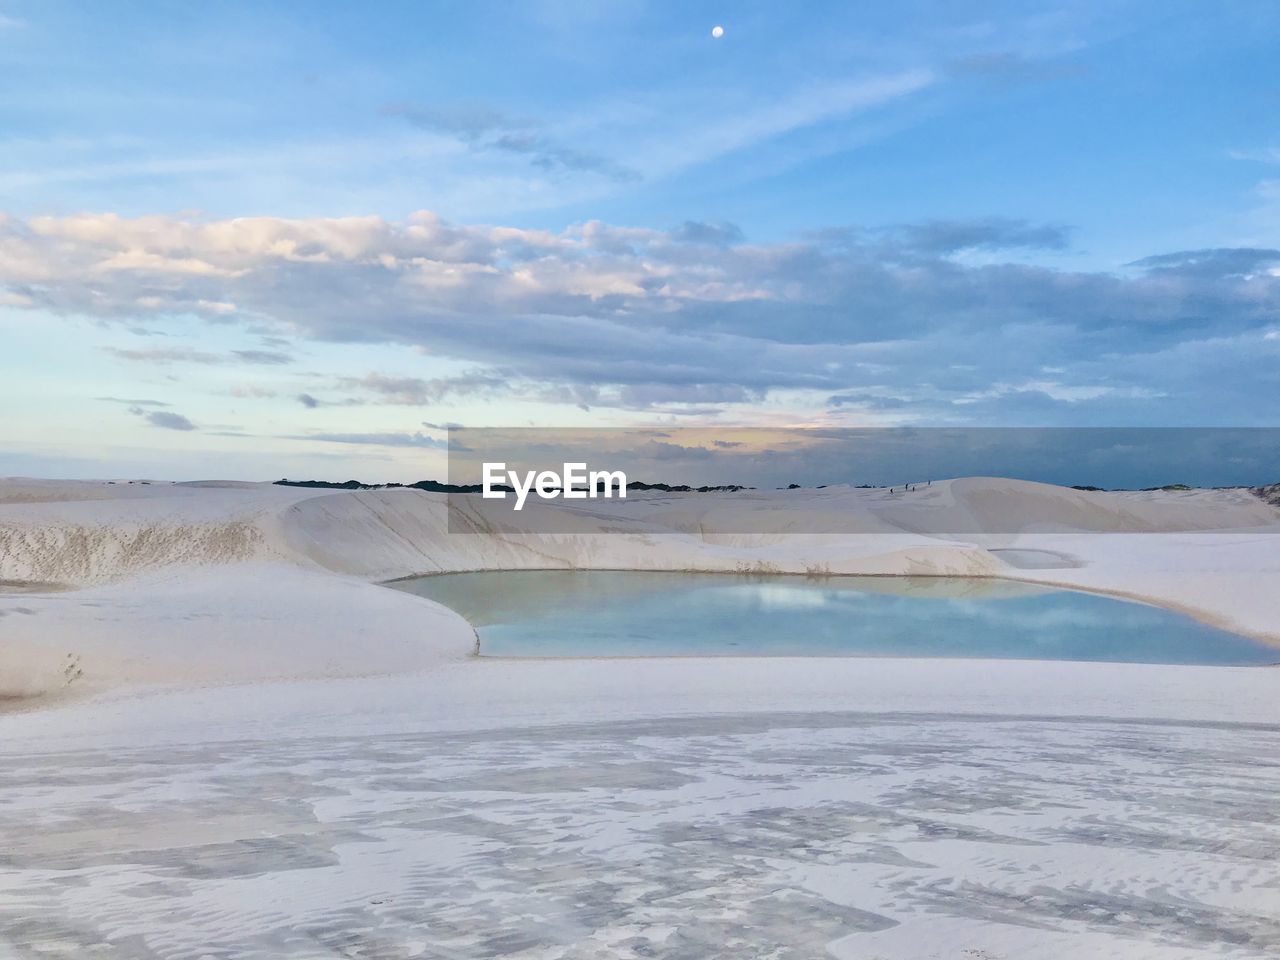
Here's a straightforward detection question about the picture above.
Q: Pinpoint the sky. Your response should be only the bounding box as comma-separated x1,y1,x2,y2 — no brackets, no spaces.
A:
1,0,1279,483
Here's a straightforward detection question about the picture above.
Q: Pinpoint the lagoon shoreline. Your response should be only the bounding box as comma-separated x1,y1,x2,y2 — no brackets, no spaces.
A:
3,475,1280,709
3,476,1280,958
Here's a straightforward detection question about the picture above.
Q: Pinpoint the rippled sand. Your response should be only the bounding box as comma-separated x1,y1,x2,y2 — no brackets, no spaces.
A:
2,710,1278,959
3,478,1279,957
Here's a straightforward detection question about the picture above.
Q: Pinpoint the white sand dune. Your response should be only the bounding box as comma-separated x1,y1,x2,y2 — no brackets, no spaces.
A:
3,476,1280,959
2,475,1279,703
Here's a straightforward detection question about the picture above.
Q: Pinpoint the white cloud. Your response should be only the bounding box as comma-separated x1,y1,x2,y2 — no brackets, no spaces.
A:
2,210,1278,423
627,70,936,180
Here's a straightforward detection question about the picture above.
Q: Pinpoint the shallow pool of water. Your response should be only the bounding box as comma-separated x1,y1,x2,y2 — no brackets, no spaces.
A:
391,571,1275,665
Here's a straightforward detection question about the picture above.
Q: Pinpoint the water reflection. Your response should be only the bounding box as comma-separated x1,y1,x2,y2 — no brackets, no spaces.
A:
391,571,1273,666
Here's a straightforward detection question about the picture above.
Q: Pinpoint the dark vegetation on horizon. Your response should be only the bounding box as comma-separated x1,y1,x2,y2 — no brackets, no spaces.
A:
275,479,1280,502
1254,482,1280,506
274,479,752,493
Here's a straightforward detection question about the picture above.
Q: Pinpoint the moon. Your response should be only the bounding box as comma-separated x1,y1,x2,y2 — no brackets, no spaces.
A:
711,25,724,39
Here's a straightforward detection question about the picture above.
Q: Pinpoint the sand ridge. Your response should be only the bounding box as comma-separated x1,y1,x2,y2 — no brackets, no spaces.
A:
1,476,1279,706
3,477,1280,960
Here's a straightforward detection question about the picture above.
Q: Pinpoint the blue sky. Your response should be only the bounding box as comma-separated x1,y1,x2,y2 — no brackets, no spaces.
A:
1,1,1278,481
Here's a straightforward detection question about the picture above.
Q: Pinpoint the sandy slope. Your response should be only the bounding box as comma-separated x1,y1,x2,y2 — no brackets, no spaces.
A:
3,477,1280,960
2,475,1279,705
